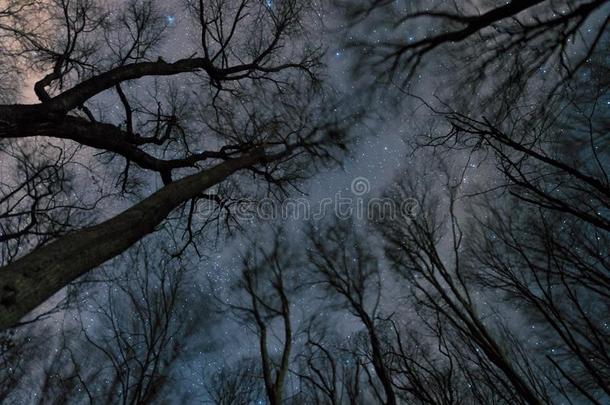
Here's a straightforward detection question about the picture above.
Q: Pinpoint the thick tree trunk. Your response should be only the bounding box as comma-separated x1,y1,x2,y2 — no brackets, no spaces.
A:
0,152,265,329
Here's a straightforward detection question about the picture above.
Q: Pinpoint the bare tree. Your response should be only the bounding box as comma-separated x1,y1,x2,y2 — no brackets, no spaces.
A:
307,220,398,405
399,36,610,401
0,0,354,329
0,141,107,266
11,241,201,404
307,218,515,404
345,0,609,101
220,229,300,405
345,2,610,401
376,169,554,405
294,320,366,405
190,196,604,403
204,358,265,405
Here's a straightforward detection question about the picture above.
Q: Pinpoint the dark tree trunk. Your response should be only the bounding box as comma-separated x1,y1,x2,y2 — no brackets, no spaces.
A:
0,151,265,329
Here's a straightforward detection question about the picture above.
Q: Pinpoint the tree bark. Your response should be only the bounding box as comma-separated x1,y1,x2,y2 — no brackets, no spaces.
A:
0,151,266,329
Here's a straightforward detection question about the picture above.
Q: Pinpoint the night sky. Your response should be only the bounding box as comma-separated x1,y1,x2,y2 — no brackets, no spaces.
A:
2,0,608,403
12,1,421,400
115,1,492,399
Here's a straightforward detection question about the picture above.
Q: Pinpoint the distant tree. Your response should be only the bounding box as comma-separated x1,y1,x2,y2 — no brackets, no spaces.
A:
397,23,610,405
378,169,554,405
205,357,265,405
219,229,300,405
1,241,201,404
294,321,365,405
307,220,398,405
347,1,610,402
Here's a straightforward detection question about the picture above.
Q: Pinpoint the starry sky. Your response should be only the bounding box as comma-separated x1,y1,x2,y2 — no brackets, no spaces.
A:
107,1,494,399
0,0,605,401
9,0,516,401
87,1,417,398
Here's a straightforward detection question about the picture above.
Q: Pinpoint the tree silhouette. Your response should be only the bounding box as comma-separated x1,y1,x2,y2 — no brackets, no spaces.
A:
0,0,353,329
